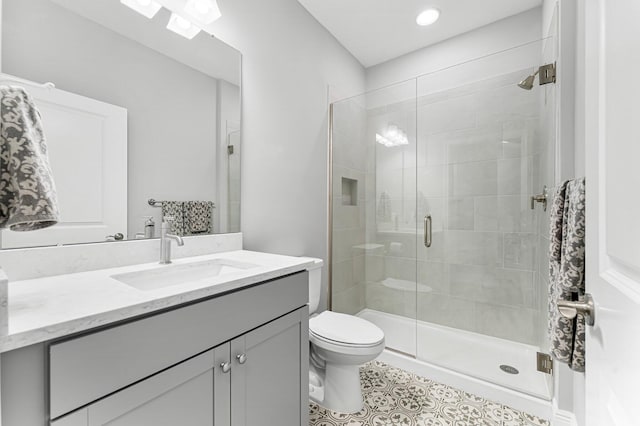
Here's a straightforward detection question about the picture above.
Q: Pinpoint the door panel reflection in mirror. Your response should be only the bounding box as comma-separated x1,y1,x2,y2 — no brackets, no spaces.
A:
0,0,241,248
0,85,127,249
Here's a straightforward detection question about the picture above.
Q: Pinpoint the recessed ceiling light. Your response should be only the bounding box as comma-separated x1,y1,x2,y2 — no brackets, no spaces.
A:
120,0,162,19
416,8,440,26
166,13,202,39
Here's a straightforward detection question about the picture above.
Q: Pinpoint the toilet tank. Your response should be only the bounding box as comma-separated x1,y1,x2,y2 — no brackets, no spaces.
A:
300,258,323,315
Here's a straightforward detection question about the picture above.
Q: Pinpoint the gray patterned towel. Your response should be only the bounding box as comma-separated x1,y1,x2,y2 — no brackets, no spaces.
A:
0,85,59,231
548,178,586,372
185,201,213,235
161,201,185,236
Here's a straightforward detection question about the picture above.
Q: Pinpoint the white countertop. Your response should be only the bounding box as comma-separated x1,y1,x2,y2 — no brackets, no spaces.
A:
0,250,316,353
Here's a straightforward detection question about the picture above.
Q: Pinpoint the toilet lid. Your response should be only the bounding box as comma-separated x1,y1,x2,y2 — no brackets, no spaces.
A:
309,311,384,346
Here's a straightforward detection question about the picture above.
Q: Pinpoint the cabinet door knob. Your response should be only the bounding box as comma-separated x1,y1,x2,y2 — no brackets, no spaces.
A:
236,353,247,364
220,362,231,373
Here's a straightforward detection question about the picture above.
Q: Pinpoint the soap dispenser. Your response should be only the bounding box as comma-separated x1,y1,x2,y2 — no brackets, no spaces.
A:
144,216,155,238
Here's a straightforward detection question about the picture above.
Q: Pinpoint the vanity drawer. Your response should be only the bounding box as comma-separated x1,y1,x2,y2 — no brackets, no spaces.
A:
49,271,308,420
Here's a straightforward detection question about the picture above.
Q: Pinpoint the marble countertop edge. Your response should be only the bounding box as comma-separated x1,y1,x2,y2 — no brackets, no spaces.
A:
0,251,317,353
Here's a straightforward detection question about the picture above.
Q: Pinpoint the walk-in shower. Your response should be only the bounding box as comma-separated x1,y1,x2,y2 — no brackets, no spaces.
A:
329,38,557,406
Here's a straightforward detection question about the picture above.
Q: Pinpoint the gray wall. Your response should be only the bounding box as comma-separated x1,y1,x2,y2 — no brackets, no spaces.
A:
2,0,221,237
211,0,366,310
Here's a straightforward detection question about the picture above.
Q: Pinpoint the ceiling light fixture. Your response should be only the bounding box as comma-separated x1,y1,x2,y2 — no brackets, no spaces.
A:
416,8,440,26
183,0,222,25
376,125,409,148
120,0,162,19
166,12,202,39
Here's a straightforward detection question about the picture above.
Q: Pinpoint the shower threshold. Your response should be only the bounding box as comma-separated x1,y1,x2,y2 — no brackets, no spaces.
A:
357,309,553,402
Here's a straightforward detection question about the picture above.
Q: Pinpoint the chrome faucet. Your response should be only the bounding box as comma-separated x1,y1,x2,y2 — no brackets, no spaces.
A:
159,217,184,264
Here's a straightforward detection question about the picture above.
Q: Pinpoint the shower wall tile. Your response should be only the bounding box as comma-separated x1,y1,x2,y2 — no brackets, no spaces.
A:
332,259,356,294
475,303,538,345
499,196,536,233
366,282,414,318
449,161,498,197
474,197,499,231
447,197,475,230
504,233,537,271
417,166,446,197
448,264,535,308
502,119,540,158
418,134,447,166
373,232,417,259
445,125,503,164
417,261,449,294
333,202,365,230
365,254,385,283
384,256,418,282
475,196,536,233
332,228,366,263
418,96,477,136
420,197,445,232
333,283,366,316
498,157,532,196
417,293,476,332
417,230,446,262
377,167,403,200
445,231,503,267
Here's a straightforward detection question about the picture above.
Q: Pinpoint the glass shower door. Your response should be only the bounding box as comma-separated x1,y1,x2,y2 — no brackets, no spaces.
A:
415,40,555,399
330,79,418,357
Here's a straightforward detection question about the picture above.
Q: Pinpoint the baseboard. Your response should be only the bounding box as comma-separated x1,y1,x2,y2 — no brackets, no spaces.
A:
553,409,578,426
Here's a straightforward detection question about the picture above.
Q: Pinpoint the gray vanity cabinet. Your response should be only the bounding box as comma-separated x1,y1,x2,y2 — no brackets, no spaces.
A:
230,308,309,426
53,344,230,426
52,307,308,426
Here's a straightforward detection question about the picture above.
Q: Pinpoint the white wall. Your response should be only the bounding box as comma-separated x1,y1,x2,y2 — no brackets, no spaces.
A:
366,8,543,92
210,0,366,309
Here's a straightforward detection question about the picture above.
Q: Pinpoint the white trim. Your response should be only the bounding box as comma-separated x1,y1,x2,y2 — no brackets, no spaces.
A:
553,408,579,426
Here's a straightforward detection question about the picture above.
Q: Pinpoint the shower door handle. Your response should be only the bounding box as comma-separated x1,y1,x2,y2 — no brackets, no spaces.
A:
424,215,432,248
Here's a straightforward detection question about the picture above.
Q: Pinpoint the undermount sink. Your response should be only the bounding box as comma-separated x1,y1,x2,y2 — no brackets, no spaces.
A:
111,259,259,291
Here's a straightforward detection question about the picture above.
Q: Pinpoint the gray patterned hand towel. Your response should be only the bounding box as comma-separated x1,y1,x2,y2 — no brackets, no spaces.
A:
548,178,586,372
185,201,213,235
161,201,185,236
0,86,59,231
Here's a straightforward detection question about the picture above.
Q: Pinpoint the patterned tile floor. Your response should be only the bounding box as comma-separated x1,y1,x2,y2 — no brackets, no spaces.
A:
309,361,550,426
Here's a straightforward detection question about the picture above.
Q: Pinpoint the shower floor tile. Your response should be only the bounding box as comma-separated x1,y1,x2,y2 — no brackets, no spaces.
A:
309,361,549,426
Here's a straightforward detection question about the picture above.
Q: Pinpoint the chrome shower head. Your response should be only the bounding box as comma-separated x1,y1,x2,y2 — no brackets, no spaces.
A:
518,70,539,90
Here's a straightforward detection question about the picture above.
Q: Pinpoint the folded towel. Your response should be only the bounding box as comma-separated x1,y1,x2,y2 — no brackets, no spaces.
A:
548,178,586,372
161,201,185,236
185,201,213,235
0,85,59,231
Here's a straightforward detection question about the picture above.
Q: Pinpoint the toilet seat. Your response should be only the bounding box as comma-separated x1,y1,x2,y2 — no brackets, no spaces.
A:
309,311,384,348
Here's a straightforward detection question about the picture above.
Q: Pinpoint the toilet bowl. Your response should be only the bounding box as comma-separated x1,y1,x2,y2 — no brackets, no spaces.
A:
304,258,385,413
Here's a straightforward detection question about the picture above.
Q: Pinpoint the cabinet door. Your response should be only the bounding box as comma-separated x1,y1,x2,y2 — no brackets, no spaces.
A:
77,344,231,426
231,307,309,426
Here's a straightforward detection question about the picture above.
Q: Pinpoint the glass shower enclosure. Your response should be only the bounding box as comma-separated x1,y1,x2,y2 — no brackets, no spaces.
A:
330,38,556,400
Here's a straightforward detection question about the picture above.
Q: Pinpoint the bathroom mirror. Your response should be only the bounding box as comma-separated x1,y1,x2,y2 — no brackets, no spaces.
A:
0,0,241,248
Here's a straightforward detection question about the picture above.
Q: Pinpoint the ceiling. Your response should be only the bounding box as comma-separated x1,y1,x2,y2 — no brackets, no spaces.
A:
297,0,542,67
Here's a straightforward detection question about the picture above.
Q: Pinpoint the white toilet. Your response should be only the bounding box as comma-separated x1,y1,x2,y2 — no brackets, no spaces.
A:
306,259,385,413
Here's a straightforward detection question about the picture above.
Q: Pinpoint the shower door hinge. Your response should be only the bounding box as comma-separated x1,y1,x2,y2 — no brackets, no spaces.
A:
536,352,554,375
539,63,556,85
